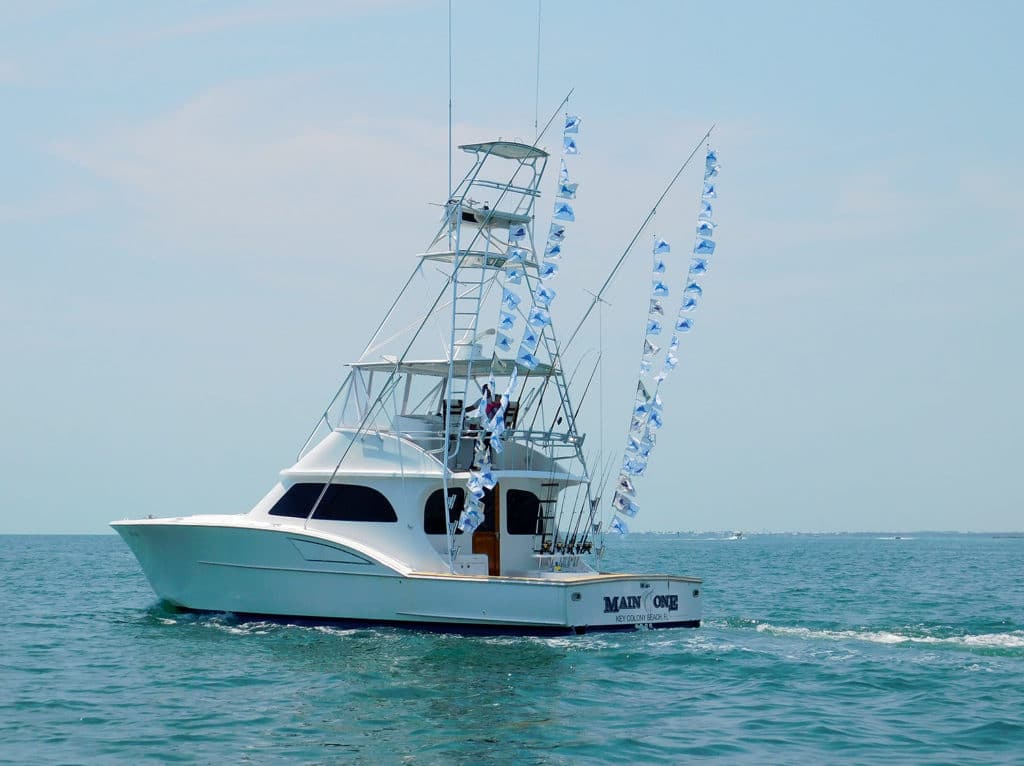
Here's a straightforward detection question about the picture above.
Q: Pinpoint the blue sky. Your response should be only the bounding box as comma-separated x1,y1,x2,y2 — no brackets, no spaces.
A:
2,1,1021,533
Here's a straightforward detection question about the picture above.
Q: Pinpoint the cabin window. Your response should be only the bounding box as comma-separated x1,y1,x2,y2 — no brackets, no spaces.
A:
268,483,398,522
506,489,542,535
424,488,465,535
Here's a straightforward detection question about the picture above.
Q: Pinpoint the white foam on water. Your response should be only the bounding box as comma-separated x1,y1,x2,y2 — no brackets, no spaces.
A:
313,625,362,637
529,635,623,651
756,623,1024,649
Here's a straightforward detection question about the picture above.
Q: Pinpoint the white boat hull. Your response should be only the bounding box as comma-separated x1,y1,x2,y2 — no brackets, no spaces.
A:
113,519,701,632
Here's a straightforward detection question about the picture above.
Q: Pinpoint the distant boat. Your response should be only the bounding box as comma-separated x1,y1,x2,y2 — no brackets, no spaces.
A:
111,131,718,633
729,531,743,540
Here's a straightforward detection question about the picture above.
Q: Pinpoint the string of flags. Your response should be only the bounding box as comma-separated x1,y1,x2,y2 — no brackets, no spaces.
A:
456,368,518,533
457,113,582,534
608,147,721,536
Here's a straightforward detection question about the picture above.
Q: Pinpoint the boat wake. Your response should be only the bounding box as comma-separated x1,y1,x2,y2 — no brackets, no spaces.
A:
755,623,1024,652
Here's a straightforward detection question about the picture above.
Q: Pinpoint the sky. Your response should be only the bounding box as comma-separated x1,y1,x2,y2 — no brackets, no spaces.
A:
1,1,1021,534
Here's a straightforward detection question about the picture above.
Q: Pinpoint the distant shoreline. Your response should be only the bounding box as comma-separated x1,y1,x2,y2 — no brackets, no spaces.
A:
3,531,1023,538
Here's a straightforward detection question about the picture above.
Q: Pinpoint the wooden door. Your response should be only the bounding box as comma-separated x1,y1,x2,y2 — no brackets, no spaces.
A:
472,485,500,576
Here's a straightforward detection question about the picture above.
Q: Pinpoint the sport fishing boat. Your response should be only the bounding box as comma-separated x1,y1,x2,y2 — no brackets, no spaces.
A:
113,117,721,633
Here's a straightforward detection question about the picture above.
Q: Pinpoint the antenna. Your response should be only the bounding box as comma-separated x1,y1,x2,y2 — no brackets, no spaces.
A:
534,0,542,137
448,0,454,199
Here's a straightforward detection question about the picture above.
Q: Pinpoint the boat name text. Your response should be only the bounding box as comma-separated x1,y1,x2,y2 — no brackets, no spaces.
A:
603,594,678,613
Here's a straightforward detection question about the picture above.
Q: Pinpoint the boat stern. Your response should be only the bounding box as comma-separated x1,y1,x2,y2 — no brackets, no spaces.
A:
564,574,702,630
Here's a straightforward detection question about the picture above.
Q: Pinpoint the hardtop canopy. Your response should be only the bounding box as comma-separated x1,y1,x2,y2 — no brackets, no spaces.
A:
459,141,549,160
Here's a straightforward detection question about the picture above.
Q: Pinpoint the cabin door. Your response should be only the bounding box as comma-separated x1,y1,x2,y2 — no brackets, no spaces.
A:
472,485,501,576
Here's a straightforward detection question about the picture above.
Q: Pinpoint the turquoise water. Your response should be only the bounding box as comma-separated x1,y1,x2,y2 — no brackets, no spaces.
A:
2,534,1022,764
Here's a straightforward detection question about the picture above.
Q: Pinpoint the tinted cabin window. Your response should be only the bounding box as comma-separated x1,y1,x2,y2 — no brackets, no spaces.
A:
424,488,465,535
424,487,495,534
506,489,542,535
269,483,397,522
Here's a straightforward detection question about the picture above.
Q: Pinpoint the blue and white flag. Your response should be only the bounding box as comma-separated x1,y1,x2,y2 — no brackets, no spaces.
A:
702,182,717,200
622,455,647,476
521,328,539,351
509,223,528,241
528,306,552,327
616,474,636,496
502,288,521,310
684,281,703,296
517,347,539,370
680,296,698,312
689,257,709,275
549,223,567,242
694,238,716,255
563,136,579,155
553,201,575,222
557,181,578,199
643,338,660,356
646,318,663,336
653,238,671,254
648,300,664,317
498,311,516,331
506,247,526,264
564,114,581,134
629,435,653,458
653,257,666,274
538,261,559,280
505,265,524,285
612,492,639,517
668,335,679,352
495,331,514,352
663,352,679,372
544,241,562,259
609,515,630,536
535,285,556,308
459,504,484,533
652,280,670,298
699,201,713,221
696,221,716,238
675,317,693,332
560,159,570,182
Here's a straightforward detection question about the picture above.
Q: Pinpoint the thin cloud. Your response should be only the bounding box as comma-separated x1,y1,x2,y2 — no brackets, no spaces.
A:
50,76,498,257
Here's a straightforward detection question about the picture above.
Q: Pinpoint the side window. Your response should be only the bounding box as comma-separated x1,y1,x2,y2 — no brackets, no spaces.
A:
269,483,398,522
424,488,465,535
506,489,542,535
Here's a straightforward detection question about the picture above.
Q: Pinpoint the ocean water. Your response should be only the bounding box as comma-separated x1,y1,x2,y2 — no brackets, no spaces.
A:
1,534,1022,765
